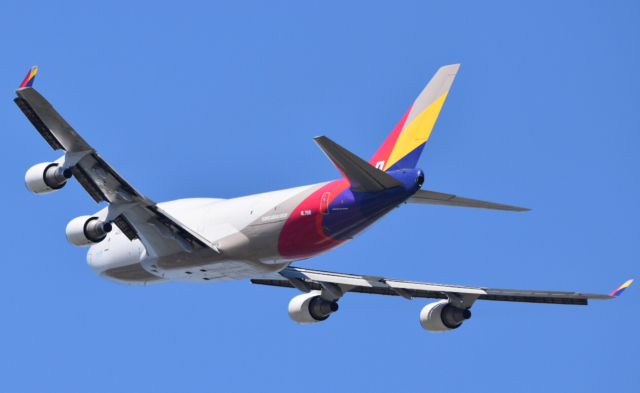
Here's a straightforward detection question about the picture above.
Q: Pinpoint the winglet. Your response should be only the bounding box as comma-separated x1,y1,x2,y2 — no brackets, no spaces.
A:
609,279,634,297
18,66,39,89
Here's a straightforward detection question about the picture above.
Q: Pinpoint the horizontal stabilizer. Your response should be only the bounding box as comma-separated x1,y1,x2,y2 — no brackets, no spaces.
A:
314,136,402,192
408,189,529,212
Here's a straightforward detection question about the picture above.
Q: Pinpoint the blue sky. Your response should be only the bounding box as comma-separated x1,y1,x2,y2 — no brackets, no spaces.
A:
0,1,637,392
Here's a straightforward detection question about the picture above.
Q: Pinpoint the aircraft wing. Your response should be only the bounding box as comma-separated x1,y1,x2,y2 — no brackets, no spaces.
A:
252,266,625,306
14,70,217,257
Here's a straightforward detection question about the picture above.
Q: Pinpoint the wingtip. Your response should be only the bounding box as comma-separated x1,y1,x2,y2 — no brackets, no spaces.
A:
18,65,39,89
609,279,634,297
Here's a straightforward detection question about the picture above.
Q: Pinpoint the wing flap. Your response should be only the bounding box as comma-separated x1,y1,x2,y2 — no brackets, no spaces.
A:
14,96,64,150
71,163,109,203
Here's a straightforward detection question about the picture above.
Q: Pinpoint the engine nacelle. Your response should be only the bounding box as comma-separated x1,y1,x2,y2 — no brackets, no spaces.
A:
419,300,472,332
66,215,113,247
288,291,339,324
25,162,72,194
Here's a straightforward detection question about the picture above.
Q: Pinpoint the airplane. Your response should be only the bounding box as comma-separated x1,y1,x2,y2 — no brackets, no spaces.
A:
15,64,633,332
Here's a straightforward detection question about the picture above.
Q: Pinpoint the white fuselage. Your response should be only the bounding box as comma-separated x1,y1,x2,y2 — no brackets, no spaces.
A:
87,183,323,284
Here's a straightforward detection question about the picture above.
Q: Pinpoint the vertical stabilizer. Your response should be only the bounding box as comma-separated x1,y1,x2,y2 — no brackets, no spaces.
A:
370,64,459,171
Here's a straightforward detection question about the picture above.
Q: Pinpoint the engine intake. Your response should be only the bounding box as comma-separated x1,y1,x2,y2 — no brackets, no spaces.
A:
420,299,472,332
288,291,339,324
66,216,112,247
25,162,72,194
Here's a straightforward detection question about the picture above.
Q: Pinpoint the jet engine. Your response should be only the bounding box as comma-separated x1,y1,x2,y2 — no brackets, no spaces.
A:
66,215,113,247
25,162,72,194
419,299,472,332
288,291,339,324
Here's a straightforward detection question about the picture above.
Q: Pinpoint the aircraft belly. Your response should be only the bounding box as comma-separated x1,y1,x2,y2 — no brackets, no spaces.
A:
149,257,288,282
87,228,146,273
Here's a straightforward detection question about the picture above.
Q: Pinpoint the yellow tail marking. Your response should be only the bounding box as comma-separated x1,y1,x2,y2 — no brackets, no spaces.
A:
384,93,449,170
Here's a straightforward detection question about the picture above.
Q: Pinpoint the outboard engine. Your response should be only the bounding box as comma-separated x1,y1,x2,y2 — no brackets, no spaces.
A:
25,162,72,194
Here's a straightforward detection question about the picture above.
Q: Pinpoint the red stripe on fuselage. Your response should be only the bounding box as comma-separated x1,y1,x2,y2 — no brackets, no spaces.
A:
278,179,350,259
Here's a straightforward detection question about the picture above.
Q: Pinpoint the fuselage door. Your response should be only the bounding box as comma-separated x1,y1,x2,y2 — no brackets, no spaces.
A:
320,192,330,215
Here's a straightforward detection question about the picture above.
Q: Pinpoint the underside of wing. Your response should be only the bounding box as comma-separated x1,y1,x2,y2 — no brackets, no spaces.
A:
14,71,218,258
252,267,628,332
252,266,615,305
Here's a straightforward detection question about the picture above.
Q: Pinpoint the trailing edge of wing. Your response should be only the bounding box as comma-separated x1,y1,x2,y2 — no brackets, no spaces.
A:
314,136,402,192
251,266,616,305
407,189,529,212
